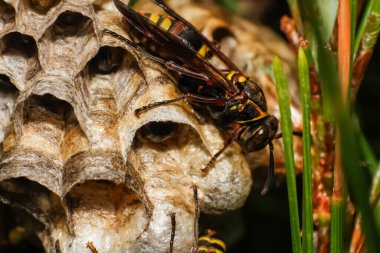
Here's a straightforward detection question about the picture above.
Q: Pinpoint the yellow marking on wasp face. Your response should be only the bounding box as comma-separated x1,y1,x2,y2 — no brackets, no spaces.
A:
226,71,236,80
234,114,268,124
230,105,238,111
238,75,247,83
198,237,227,250
160,17,172,30
149,13,160,23
198,44,208,57
197,246,225,253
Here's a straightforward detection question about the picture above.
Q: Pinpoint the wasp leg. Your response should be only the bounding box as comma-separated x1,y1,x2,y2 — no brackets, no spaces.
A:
103,29,167,64
168,212,176,253
201,126,244,174
261,142,274,195
192,185,199,253
135,93,225,117
165,61,211,83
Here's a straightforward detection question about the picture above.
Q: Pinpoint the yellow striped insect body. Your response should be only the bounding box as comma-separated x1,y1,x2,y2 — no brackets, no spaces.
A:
198,229,227,253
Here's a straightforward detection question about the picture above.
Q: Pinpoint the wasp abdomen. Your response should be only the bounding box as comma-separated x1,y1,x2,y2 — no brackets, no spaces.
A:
198,230,227,253
138,12,210,58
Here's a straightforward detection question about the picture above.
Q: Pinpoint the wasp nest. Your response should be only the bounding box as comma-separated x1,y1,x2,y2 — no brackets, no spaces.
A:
0,0,300,252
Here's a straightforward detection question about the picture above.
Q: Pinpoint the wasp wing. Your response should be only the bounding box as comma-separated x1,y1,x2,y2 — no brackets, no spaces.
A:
151,0,241,71
114,0,239,95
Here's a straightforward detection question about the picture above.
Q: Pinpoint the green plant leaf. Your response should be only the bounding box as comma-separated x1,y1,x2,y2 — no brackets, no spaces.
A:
316,0,339,43
273,57,302,253
300,0,338,44
299,48,313,253
354,0,380,56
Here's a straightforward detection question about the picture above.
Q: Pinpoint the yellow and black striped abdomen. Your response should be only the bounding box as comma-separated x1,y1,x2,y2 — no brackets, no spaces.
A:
141,12,175,31
140,12,211,59
198,230,227,253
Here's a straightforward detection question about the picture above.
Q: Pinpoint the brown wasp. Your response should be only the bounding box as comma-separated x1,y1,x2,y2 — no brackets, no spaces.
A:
104,0,279,194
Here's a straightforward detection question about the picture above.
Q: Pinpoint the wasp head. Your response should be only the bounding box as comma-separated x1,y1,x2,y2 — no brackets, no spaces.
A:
237,115,278,153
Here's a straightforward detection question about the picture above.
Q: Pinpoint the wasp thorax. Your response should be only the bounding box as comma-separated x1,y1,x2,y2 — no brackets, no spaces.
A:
243,80,267,112
238,115,278,153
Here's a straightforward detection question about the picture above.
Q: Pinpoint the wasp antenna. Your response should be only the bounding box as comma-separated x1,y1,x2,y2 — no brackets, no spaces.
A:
261,142,274,195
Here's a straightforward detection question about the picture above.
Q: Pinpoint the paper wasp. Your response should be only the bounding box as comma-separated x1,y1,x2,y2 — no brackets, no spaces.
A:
104,0,279,194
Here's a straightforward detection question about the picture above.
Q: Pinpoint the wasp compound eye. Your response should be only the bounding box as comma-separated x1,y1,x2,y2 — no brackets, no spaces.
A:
238,115,278,153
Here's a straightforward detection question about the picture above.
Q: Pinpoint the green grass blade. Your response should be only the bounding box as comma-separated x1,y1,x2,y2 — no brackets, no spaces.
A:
371,171,380,232
273,57,302,253
299,1,339,121
351,0,358,54
299,0,338,44
298,48,313,253
339,114,380,253
357,1,380,53
357,131,378,175
354,0,380,56
330,199,345,253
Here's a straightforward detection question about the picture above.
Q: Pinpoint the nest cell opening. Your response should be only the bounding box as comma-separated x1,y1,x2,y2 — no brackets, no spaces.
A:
212,26,235,43
0,74,19,144
52,11,92,37
0,178,65,226
0,75,18,94
1,32,38,59
24,93,74,124
137,121,180,143
65,180,148,239
0,1,15,31
88,46,126,75
0,203,45,253
133,121,209,172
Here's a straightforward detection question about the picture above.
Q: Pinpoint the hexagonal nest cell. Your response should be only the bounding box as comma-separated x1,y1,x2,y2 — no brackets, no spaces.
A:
0,0,301,252
0,1,15,33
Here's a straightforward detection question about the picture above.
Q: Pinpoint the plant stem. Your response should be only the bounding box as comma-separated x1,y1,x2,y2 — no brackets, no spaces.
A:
352,0,380,100
331,1,352,252
273,57,302,253
298,48,313,253
286,0,304,32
